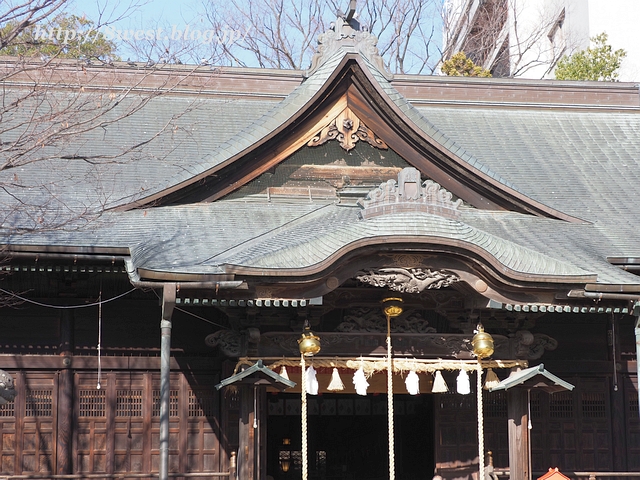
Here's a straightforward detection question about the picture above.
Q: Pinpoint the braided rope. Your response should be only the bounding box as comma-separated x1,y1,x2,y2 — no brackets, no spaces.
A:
387,328,395,480
477,361,485,480
234,357,527,375
300,354,308,480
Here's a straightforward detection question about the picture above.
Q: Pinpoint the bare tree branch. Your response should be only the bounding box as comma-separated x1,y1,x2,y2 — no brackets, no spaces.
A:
443,0,577,78
200,0,445,74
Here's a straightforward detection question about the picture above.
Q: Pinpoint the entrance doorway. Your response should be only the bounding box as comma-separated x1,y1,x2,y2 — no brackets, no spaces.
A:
267,393,434,480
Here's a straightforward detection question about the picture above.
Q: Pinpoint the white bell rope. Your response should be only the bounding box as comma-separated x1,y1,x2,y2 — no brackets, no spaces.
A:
477,361,485,480
300,354,308,480
385,312,395,480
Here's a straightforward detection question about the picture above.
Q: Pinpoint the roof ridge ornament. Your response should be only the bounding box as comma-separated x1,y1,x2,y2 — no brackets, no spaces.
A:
359,167,463,219
304,1,393,80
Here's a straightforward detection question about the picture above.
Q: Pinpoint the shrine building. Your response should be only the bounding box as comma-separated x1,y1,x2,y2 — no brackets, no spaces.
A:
0,8,638,480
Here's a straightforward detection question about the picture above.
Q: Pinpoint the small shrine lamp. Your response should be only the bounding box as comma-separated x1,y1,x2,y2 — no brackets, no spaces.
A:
298,321,320,480
472,323,494,480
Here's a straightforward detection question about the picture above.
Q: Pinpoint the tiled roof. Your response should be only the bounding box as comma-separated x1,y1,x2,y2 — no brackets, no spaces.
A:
10,200,634,285
2,48,640,288
416,106,640,228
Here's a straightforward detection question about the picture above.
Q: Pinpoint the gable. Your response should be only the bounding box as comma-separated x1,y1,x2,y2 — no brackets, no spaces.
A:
117,51,580,224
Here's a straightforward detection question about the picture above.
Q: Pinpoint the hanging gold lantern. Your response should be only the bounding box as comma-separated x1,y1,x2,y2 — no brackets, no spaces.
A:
472,324,494,359
298,323,321,356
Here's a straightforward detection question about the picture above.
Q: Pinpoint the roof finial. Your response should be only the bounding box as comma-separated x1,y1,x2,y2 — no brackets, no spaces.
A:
304,0,393,80
343,0,359,29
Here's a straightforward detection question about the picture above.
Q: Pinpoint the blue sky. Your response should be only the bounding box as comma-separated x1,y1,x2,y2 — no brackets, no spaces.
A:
66,0,444,73
71,0,202,29
69,0,217,61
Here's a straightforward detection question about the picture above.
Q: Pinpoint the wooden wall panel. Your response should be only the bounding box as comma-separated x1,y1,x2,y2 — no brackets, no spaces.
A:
72,371,222,476
0,372,60,475
436,374,631,477
0,396,16,474
579,379,611,471
626,376,640,470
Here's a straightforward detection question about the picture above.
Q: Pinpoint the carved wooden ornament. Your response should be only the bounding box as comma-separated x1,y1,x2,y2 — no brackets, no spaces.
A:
356,267,460,293
307,107,388,151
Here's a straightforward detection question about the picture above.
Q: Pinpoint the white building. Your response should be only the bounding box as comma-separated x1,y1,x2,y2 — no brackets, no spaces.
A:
443,0,640,81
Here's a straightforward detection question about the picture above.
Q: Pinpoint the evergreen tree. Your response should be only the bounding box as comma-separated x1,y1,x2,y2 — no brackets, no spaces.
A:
441,52,492,77
0,14,119,61
554,33,626,81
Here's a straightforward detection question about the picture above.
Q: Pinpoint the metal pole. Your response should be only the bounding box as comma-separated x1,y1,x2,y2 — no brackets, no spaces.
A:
160,284,176,480
159,318,172,480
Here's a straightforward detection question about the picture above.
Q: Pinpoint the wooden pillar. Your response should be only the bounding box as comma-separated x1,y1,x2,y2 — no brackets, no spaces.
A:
257,386,267,480
219,360,237,473
237,384,268,480
507,388,530,480
57,309,74,475
238,385,256,480
611,314,627,471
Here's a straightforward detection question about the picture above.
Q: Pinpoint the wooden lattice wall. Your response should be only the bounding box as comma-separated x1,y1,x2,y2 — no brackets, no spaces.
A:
0,370,222,476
